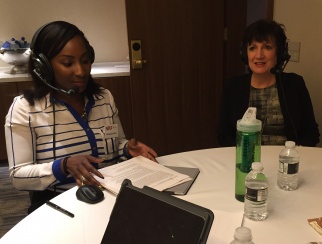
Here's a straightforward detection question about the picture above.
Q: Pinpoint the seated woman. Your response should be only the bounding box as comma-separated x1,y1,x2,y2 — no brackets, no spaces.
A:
217,19,319,147
5,21,157,213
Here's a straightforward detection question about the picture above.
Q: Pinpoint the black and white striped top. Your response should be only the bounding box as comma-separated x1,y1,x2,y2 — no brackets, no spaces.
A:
5,88,129,192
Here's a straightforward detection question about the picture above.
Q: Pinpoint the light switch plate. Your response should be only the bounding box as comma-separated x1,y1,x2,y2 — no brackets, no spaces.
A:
288,41,301,62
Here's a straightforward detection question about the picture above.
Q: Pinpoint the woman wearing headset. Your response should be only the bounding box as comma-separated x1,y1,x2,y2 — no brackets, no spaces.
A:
217,19,319,147
5,21,157,213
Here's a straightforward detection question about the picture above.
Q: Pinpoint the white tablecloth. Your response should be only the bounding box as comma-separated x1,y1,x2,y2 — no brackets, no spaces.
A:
1,146,322,244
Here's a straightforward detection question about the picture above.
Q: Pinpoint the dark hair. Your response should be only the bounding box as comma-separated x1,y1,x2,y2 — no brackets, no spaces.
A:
24,21,102,105
240,19,289,68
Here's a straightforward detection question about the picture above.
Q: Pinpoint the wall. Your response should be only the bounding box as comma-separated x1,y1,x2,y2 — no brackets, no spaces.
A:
274,0,322,147
0,0,129,66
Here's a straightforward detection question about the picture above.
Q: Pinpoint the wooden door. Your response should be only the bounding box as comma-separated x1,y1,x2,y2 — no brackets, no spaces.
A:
224,0,248,81
125,0,225,156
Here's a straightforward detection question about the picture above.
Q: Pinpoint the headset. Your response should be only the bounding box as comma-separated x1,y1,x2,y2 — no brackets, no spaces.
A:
240,39,291,73
30,21,95,95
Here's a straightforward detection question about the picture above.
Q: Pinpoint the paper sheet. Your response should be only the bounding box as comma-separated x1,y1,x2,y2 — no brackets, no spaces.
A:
94,156,191,194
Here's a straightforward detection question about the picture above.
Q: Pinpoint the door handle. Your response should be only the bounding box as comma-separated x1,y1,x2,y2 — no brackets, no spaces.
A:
130,40,147,69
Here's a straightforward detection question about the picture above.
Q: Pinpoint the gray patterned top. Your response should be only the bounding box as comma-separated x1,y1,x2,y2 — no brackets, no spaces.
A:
249,83,287,145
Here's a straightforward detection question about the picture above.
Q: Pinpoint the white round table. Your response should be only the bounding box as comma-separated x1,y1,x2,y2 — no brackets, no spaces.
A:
1,146,321,244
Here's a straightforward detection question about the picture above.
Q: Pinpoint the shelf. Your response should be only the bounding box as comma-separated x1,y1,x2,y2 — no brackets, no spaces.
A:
0,61,130,83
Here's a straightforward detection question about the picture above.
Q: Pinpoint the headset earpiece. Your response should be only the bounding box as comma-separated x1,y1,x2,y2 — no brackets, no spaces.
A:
32,53,55,82
277,41,290,68
30,23,56,84
273,41,291,73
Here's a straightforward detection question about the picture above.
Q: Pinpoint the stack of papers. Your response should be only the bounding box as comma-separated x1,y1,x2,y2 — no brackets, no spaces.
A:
94,156,192,195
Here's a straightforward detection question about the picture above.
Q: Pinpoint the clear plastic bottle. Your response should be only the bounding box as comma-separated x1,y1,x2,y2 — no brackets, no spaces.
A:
277,141,299,191
230,227,254,244
235,107,262,202
244,162,268,221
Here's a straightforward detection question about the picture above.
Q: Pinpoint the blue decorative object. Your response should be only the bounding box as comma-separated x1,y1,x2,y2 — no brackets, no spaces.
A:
0,37,31,74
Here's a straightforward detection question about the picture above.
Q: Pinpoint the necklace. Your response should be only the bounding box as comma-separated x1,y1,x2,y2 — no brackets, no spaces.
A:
81,108,87,121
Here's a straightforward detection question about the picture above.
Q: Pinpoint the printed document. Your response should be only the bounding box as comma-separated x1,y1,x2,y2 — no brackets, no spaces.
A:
94,156,191,195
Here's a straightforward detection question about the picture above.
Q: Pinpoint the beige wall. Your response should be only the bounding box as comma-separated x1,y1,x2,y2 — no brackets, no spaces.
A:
274,0,322,147
0,0,129,66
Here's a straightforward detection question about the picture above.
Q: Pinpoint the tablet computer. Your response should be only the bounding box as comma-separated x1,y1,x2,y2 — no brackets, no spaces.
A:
100,179,214,244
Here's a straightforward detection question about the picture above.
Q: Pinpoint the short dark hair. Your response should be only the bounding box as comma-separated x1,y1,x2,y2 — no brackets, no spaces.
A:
24,21,101,105
240,19,289,67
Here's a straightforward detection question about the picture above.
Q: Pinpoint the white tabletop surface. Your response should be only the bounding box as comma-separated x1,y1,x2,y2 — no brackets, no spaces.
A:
1,146,322,244
0,61,130,83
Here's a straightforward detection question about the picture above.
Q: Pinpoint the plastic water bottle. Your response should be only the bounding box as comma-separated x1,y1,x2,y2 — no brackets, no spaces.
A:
235,107,262,202
277,141,299,191
244,162,268,221
230,227,254,244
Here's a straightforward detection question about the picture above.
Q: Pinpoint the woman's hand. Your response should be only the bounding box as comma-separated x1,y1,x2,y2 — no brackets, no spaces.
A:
62,155,105,186
127,138,158,162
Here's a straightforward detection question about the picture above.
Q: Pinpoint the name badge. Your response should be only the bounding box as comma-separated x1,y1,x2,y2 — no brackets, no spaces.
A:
104,124,118,139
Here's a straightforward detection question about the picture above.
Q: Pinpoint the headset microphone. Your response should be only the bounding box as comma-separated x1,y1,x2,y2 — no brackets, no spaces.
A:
66,86,79,96
33,69,79,96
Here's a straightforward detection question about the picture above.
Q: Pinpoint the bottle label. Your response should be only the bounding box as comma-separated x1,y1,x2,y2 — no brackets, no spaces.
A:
278,161,299,174
245,187,268,202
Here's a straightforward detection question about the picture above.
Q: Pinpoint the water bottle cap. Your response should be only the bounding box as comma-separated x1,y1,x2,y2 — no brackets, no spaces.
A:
237,107,262,132
234,227,253,241
251,162,263,171
285,141,296,148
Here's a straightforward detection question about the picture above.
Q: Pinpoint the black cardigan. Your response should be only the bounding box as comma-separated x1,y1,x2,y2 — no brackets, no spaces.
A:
217,72,320,147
